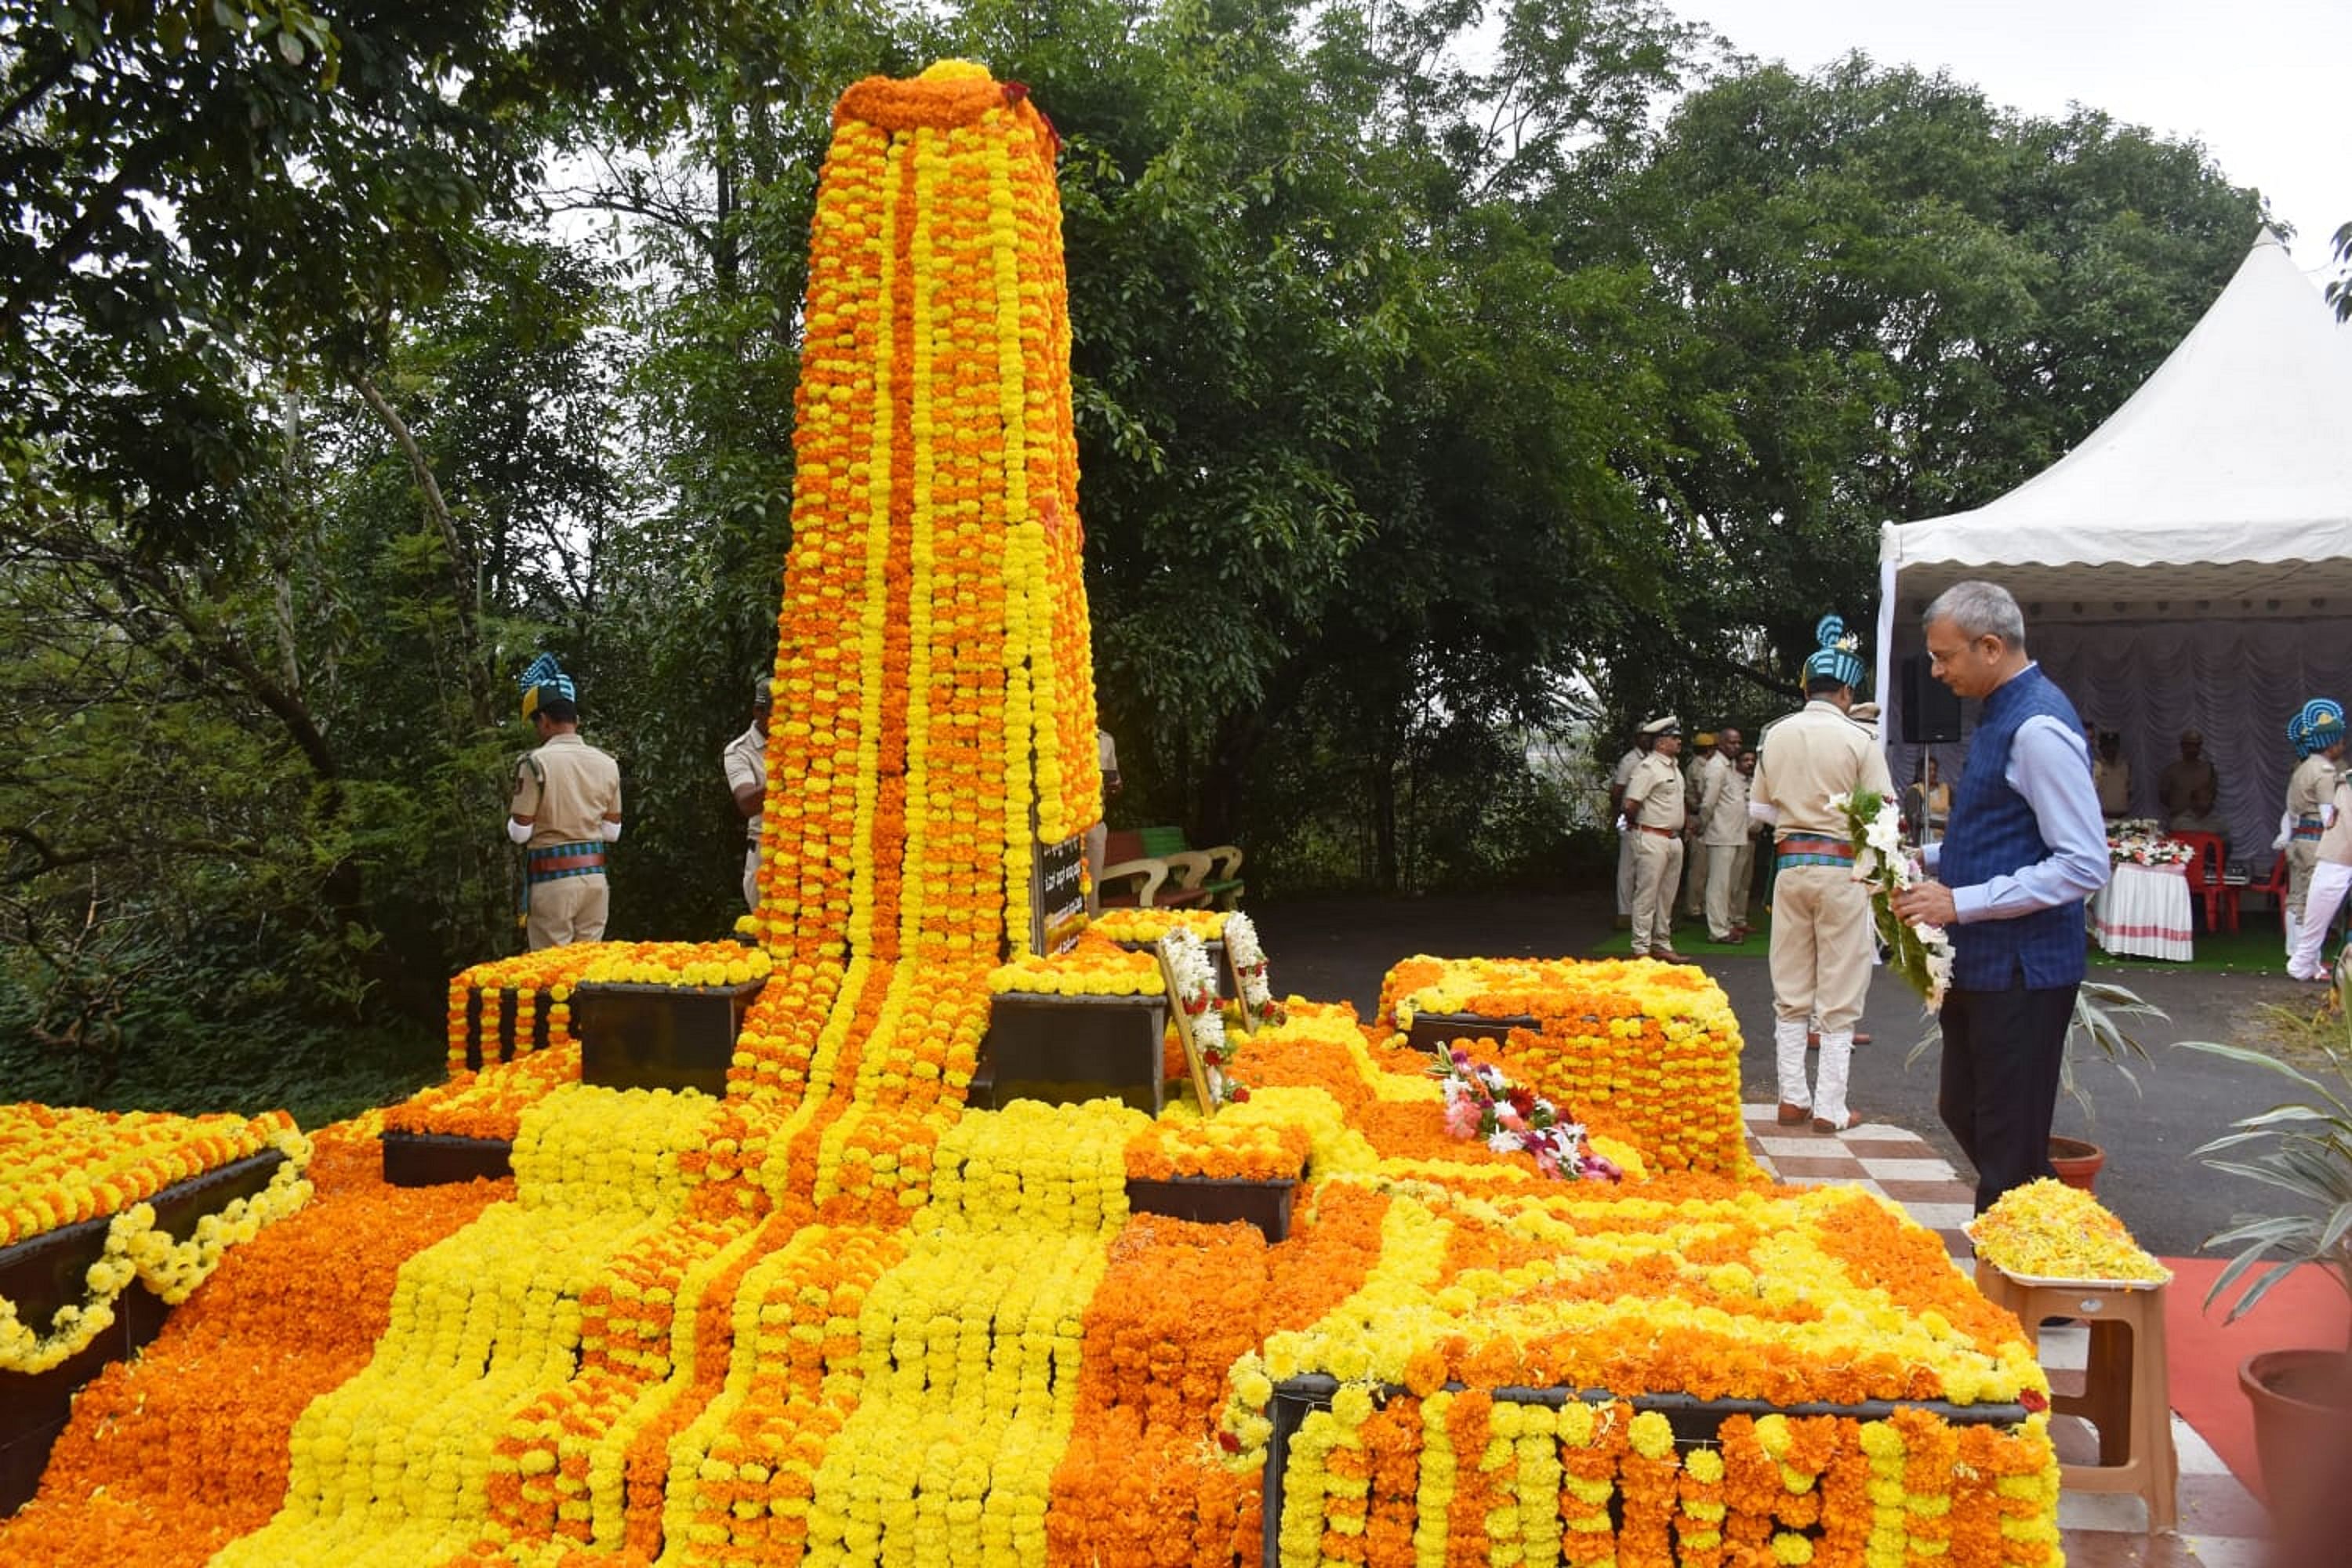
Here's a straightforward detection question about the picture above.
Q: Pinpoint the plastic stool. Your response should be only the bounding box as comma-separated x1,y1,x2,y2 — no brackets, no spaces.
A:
1974,1258,2177,1531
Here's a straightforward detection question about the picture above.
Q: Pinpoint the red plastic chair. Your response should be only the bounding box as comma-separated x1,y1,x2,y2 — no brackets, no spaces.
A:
2236,850,2289,934
2173,832,2231,931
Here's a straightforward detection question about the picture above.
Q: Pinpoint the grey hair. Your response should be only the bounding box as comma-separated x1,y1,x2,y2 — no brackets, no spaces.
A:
1922,579,2027,648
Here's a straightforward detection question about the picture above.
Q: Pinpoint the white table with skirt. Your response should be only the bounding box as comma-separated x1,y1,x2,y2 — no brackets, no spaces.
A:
2091,860,2194,961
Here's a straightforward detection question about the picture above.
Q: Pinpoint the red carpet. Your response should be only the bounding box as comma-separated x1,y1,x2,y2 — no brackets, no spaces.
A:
2161,1256,2350,1502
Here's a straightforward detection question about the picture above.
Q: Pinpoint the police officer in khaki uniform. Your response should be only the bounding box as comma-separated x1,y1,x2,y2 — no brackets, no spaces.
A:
1682,731,1725,920
723,677,771,911
1750,615,1892,1133
1609,728,1651,928
1697,728,1750,942
509,654,623,949
2284,700,2346,960
1620,716,1693,964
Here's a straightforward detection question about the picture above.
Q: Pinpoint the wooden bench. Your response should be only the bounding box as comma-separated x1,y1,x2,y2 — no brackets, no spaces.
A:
1138,824,1244,909
1098,828,1212,909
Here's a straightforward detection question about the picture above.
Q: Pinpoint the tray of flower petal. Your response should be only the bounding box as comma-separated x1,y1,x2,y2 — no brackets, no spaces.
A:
1963,1178,2172,1290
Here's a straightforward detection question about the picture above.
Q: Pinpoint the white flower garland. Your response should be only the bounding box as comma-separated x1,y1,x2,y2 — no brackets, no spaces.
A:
1221,912,1287,1025
1161,927,1234,1106
1832,789,1955,1008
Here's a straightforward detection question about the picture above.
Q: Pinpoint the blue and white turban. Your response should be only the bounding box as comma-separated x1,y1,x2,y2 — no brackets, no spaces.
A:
2300,698,2344,753
1802,615,1867,691
519,653,576,721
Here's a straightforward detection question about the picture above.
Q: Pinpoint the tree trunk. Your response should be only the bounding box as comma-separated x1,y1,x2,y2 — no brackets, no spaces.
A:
350,368,498,735
1370,738,1399,893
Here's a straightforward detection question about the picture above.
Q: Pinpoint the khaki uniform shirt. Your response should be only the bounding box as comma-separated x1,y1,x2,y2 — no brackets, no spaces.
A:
2288,755,2336,828
2158,757,2218,820
2318,777,2352,864
513,733,622,848
1752,701,1893,838
1622,752,1686,830
724,724,765,842
1699,756,1750,845
1689,750,1727,820
2092,757,2132,817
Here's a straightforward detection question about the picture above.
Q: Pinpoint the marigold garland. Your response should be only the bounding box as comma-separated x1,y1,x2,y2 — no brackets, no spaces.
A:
0,1129,506,1566
0,1103,297,1245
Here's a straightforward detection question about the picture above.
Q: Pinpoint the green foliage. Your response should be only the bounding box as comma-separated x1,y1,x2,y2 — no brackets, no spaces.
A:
2179,1030,2352,1338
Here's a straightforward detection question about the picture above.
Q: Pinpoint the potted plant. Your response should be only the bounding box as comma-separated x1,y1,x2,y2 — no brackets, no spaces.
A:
1908,978,2163,1191
2178,1011,2352,1523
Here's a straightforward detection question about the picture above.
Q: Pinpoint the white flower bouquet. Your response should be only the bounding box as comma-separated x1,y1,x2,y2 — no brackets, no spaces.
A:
1832,789,1954,1009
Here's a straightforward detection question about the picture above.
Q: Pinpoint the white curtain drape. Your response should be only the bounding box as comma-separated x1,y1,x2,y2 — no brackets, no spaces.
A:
1880,616,2352,869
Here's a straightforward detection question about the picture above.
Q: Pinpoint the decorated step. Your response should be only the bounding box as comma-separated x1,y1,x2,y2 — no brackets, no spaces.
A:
2,1129,310,1517
1258,1377,2045,1568
1400,1008,1534,1054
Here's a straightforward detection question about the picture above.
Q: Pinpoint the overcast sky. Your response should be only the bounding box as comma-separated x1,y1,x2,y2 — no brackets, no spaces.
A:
1675,0,2347,278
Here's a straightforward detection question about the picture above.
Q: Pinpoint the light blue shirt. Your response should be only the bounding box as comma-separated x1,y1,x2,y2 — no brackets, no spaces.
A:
1922,689,2110,923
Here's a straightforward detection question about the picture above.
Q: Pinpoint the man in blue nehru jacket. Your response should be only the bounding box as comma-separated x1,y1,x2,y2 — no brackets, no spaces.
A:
1891,582,2108,1212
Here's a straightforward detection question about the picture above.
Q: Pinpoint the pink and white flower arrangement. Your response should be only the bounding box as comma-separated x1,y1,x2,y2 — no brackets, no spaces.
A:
1429,1047,1620,1181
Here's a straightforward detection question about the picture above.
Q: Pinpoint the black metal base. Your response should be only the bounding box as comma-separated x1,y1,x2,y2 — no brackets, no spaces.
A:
379,1131,516,1187
1401,1010,1535,1054
1125,1176,1295,1243
978,992,1168,1114
575,978,764,1096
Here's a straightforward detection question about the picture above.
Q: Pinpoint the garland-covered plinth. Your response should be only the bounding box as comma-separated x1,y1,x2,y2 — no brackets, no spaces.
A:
0,62,2066,1568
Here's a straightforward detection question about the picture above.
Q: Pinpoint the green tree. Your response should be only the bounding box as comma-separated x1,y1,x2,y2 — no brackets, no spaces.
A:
1587,56,2259,726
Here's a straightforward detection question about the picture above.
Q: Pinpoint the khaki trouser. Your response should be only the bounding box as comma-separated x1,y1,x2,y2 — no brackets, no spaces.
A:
1615,827,1637,916
527,873,609,950
2288,841,2319,957
743,845,760,912
1704,841,1752,940
1767,862,1872,1031
1629,829,1684,956
1085,820,1109,917
1682,840,1710,916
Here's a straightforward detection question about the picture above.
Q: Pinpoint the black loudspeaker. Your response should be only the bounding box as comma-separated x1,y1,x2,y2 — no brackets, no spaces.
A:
1900,654,1963,744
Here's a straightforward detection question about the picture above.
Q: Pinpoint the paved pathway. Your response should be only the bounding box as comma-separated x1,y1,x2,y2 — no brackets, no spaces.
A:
1744,1105,2267,1566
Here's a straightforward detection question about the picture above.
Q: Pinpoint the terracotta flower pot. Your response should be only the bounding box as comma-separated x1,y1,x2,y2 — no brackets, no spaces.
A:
2046,1134,2104,1192
2240,1348,2352,1520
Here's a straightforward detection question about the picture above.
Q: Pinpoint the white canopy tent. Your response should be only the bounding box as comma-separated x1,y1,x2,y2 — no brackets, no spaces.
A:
1874,233,2352,859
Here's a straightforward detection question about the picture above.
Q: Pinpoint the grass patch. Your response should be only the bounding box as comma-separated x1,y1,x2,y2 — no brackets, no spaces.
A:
1588,910,1775,957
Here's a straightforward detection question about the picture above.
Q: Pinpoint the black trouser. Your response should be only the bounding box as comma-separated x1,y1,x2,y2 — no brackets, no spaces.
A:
1936,977,2078,1214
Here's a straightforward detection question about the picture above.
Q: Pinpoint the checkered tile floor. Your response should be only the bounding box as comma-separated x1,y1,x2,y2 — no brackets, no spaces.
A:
1742,1105,2268,1565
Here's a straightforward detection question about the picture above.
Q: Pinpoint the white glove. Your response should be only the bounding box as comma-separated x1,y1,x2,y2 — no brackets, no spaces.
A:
2273,811,2292,852
601,818,623,843
506,817,532,845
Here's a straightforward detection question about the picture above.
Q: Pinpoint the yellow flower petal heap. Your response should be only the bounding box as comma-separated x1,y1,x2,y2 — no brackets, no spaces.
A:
1966,1177,2172,1285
